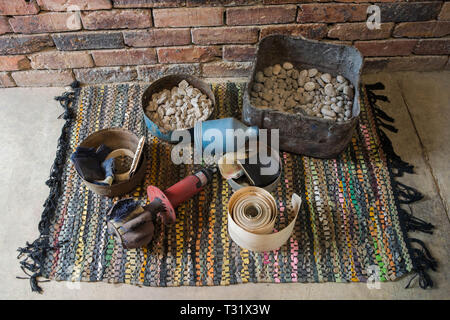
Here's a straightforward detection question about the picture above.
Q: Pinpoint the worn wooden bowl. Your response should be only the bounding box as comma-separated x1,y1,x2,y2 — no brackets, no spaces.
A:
141,74,216,143
76,128,147,197
242,35,363,158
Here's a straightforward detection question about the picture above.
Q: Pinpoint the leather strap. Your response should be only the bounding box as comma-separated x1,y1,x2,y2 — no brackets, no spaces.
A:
129,137,145,178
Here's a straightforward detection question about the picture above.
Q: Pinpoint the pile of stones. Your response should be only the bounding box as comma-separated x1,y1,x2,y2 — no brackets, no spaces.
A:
250,62,354,122
145,80,213,132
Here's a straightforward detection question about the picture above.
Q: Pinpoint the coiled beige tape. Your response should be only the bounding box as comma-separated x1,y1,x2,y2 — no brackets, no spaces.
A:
227,186,302,252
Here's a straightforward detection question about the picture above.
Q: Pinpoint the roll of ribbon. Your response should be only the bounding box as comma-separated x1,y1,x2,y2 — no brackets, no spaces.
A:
227,186,302,252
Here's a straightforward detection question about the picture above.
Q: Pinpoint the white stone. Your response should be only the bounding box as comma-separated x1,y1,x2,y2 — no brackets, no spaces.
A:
283,62,294,70
166,107,176,116
186,87,195,97
304,82,315,91
321,73,331,83
324,84,336,97
156,91,168,104
273,64,282,75
321,107,336,117
255,71,265,82
178,80,189,89
148,101,158,111
343,86,354,98
308,68,318,77
157,107,165,118
175,99,183,107
299,70,308,79
331,105,343,113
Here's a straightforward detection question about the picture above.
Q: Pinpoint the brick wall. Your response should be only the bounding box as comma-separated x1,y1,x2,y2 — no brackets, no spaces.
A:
0,0,449,87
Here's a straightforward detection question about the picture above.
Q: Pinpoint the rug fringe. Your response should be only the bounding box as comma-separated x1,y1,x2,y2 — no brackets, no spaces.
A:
16,81,80,293
365,83,437,289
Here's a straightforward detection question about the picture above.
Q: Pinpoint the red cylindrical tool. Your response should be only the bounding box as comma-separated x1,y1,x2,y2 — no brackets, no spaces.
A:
147,168,214,224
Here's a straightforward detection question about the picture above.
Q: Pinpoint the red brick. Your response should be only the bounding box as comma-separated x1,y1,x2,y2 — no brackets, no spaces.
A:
157,46,220,63
113,0,183,8
223,45,256,62
137,63,201,82
92,48,157,66
355,40,417,57
123,28,191,47
153,7,223,27
74,66,136,83
12,69,75,86
378,2,442,23
0,35,54,55
81,9,152,30
192,27,259,45
323,39,353,47
334,0,397,2
0,72,16,87
226,6,296,26
260,23,328,40
188,0,260,5
439,2,450,21
202,61,252,77
0,0,39,16
363,55,448,73
37,0,112,11
328,22,394,41
9,12,82,34
393,21,450,38
263,0,313,4
414,39,450,55
298,4,368,23
52,32,124,50
0,55,30,71
0,16,11,35
30,51,93,69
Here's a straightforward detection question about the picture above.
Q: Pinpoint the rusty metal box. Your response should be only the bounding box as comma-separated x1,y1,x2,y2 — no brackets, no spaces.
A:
242,35,363,158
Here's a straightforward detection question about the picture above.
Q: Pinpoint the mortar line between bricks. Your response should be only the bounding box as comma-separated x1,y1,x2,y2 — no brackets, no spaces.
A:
396,78,450,222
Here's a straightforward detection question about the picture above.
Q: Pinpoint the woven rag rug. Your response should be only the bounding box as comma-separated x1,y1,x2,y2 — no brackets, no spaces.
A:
17,81,437,293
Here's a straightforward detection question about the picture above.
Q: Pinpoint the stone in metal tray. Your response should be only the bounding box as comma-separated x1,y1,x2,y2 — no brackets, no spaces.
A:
242,35,363,158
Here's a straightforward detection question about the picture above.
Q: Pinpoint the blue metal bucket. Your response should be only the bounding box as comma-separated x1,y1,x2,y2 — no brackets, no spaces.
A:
143,112,174,141
141,74,216,143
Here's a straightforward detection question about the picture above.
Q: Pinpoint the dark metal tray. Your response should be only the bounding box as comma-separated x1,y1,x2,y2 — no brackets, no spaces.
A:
242,35,363,158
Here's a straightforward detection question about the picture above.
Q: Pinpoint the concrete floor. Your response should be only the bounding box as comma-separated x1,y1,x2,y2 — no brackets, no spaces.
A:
0,72,449,300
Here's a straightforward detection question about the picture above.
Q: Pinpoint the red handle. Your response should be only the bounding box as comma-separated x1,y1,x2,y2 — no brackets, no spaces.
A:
164,175,203,208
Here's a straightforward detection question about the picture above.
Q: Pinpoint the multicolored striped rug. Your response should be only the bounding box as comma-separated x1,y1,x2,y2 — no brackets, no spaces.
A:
18,81,436,292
